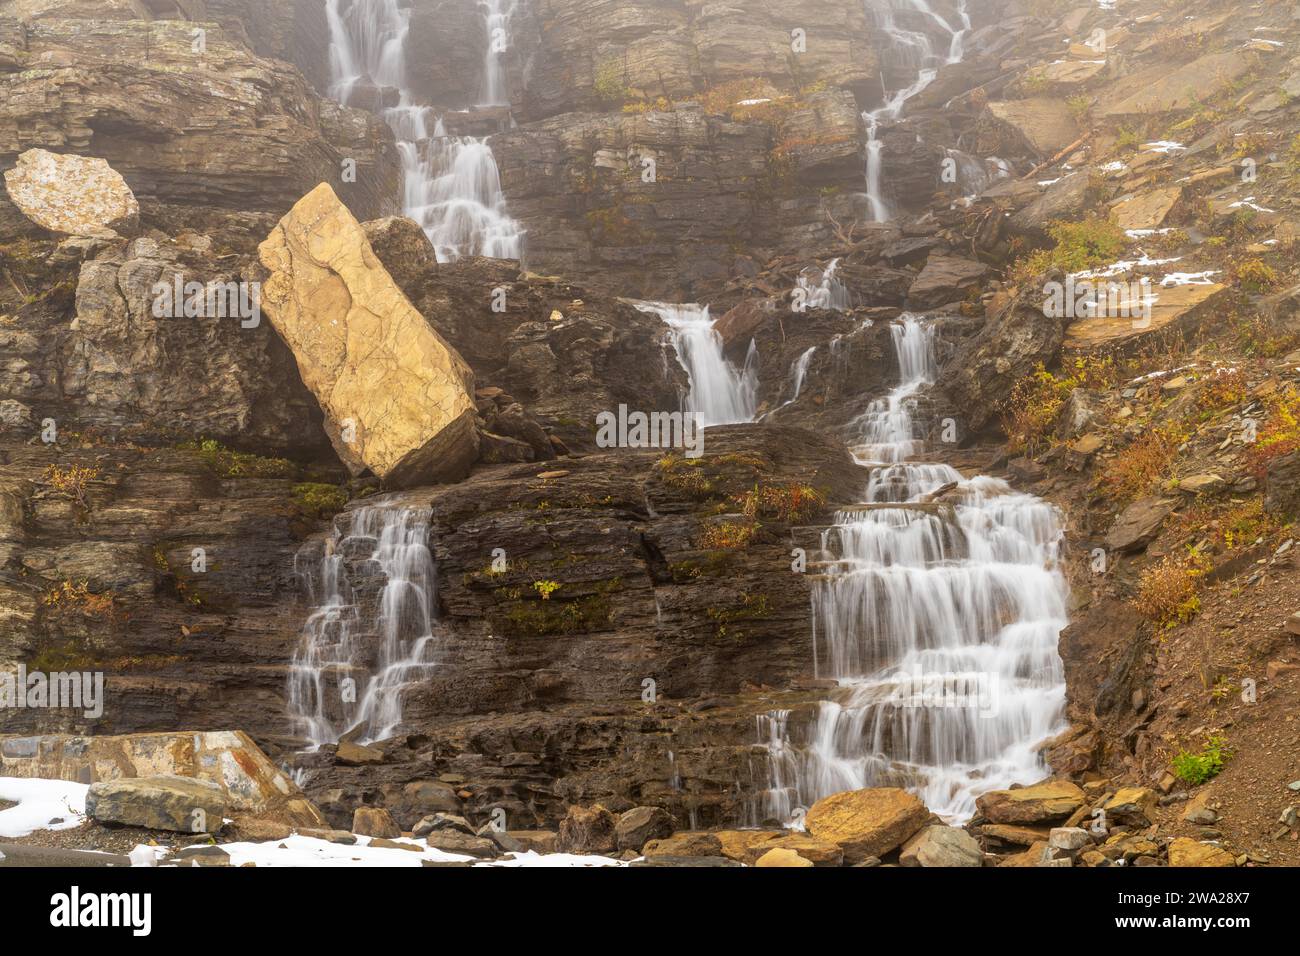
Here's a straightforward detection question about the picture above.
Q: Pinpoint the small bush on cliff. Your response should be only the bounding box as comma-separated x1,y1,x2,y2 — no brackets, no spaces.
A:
41,464,100,510
734,482,825,523
42,580,118,621
1172,734,1231,785
293,482,348,519
1245,383,1300,477
1010,217,1127,285
1098,425,1183,503
698,519,759,550
593,59,630,106
182,438,295,479
1132,549,1211,630
1231,258,1281,294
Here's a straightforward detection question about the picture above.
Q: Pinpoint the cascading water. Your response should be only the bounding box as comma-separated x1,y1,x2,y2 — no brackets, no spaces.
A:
796,259,851,311
634,302,759,426
478,0,515,107
862,0,971,221
325,0,523,260
287,505,440,748
753,315,1068,823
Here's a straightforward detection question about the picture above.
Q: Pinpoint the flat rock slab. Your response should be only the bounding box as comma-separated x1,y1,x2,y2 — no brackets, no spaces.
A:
1063,283,1226,352
976,780,1085,824
258,183,479,486
0,730,324,828
1105,497,1177,553
3,148,138,238
986,98,1080,156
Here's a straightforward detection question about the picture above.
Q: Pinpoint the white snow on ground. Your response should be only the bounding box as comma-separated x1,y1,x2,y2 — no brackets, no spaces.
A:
1072,255,1181,279
1126,228,1173,238
1229,197,1276,214
1161,270,1220,287
148,833,625,868
0,778,88,838
1142,141,1186,154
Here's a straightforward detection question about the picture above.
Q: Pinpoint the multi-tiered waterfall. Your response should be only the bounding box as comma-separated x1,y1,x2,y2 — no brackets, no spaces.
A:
287,506,440,747
325,0,523,260
754,316,1068,823
635,302,760,426
863,0,971,220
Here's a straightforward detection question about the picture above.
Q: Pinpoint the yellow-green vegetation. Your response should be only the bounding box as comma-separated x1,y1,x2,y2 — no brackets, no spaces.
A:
593,58,630,106
41,464,100,509
27,642,99,673
707,592,771,641
697,519,760,551
1193,368,1248,417
182,438,295,479
734,482,826,523
41,580,117,621
656,454,715,498
1245,383,1300,477
1098,425,1184,504
1010,217,1127,285
1172,734,1231,785
502,579,620,636
1002,358,1117,455
1132,549,1211,630
292,482,348,519
1230,258,1281,294
532,579,562,600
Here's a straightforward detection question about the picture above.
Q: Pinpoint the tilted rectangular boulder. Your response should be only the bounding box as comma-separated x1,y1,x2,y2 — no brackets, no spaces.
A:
258,183,479,485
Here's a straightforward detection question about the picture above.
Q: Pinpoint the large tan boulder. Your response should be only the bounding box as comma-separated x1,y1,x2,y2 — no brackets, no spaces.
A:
3,148,138,237
258,184,479,486
804,788,930,864
976,780,1086,824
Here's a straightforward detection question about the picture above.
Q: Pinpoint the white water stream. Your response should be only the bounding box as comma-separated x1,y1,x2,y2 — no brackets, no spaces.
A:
287,506,439,748
634,302,760,427
754,316,1068,823
863,0,971,221
325,0,523,260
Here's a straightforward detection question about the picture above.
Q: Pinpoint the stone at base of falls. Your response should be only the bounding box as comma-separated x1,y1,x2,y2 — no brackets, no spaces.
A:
643,831,724,859
804,788,930,865
3,148,139,238
716,829,786,862
426,830,499,859
614,805,675,852
351,807,400,839
556,804,618,854
755,847,814,868
86,775,226,833
0,731,324,828
257,183,479,486
1104,497,1178,553
975,780,1086,825
899,825,984,867
740,833,843,867
1167,838,1236,868
335,741,385,766
1102,787,1158,826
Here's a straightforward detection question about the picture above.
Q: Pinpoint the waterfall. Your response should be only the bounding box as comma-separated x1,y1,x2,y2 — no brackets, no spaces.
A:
863,0,971,221
287,505,439,748
796,259,851,311
325,0,523,261
754,315,1068,824
634,302,759,426
478,0,515,107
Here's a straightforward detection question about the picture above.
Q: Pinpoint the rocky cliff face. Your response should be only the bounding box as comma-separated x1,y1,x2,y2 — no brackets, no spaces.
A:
3,0,1300,867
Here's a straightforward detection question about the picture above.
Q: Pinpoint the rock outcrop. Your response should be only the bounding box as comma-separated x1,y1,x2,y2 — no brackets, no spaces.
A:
258,184,480,486
3,148,139,237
